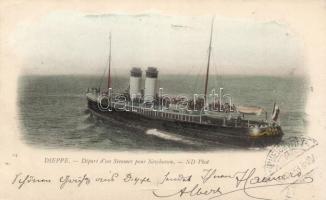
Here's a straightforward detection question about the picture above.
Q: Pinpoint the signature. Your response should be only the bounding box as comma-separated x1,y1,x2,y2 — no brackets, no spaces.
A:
152,168,313,200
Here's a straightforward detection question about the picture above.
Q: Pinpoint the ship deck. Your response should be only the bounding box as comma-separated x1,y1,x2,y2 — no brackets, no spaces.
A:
86,92,269,129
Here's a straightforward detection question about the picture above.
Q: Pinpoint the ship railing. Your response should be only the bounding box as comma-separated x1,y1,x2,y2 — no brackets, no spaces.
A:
223,119,252,128
156,110,200,123
120,104,204,123
110,103,259,128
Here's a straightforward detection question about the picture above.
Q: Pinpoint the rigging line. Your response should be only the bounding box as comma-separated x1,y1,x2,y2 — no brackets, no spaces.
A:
214,58,219,89
189,51,204,94
192,66,200,95
98,33,112,89
189,55,202,94
187,64,196,83
214,62,218,89
211,49,218,90
212,37,219,88
218,58,223,88
187,65,198,95
193,63,203,95
204,16,215,101
198,64,205,95
193,44,209,95
216,53,220,87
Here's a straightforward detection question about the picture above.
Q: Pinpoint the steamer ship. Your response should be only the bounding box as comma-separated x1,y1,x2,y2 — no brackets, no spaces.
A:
86,17,283,147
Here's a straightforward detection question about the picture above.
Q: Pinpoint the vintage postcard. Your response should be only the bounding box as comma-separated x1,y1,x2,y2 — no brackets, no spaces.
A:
1,0,326,199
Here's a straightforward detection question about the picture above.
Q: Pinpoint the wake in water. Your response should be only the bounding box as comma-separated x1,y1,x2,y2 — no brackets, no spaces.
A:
75,112,214,151
145,129,198,145
75,111,96,130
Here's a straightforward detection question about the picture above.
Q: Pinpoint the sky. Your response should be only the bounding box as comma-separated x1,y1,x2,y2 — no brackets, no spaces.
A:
11,11,305,76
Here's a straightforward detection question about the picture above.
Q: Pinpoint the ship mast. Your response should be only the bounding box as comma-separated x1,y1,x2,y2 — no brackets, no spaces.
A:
204,16,215,102
107,32,112,89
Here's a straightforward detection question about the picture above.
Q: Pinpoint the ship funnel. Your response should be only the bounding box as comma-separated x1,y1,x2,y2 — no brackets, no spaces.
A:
129,67,142,99
144,67,158,101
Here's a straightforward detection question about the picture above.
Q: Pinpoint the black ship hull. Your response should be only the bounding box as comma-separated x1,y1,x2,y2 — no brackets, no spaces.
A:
87,97,283,148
